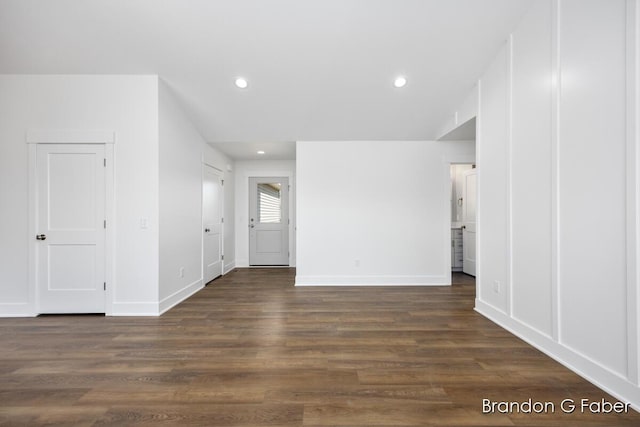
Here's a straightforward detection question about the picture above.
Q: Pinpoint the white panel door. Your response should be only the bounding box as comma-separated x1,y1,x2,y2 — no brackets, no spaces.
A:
249,177,289,266
37,144,106,313
203,165,223,283
462,168,477,276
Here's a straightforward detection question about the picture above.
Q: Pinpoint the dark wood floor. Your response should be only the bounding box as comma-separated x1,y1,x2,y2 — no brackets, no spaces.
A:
1,269,638,426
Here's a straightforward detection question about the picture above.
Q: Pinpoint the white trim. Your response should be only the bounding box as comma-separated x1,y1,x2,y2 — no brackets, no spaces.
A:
475,79,482,303
27,144,37,315
159,279,203,315
0,303,35,317
475,300,640,411
627,0,640,386
26,129,116,144
295,275,448,286
506,33,514,317
110,302,160,317
104,144,115,315
551,0,561,346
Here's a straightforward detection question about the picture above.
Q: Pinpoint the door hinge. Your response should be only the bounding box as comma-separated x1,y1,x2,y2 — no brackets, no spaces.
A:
221,217,224,223
288,184,291,191
221,255,224,260
104,282,106,291
221,179,224,186
104,158,106,167
104,220,106,229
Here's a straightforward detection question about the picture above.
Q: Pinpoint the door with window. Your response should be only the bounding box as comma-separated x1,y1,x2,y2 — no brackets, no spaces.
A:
249,177,289,265
36,144,106,313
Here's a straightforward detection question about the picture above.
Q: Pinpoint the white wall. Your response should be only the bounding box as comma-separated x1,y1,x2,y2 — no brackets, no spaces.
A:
0,75,160,316
474,0,640,408
158,81,207,312
296,140,475,286
234,160,296,267
203,145,236,274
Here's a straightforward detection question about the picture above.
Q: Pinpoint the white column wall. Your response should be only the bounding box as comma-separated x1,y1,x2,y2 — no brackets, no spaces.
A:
158,80,209,313
474,0,640,408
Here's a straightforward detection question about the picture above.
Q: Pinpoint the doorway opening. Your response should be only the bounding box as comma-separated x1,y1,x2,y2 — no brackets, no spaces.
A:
449,163,477,279
203,164,224,285
249,176,290,266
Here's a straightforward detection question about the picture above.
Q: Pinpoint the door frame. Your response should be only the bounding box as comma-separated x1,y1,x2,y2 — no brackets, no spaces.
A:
202,162,225,281
249,176,290,266
442,152,476,287
27,130,115,316
242,170,295,267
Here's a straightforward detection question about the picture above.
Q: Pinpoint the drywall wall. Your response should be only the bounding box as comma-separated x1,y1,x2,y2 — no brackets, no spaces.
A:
0,75,160,316
473,0,640,408
158,81,207,312
296,140,475,286
477,44,510,310
234,160,296,267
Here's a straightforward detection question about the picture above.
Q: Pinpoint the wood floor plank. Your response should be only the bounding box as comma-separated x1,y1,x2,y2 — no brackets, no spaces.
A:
0,269,638,426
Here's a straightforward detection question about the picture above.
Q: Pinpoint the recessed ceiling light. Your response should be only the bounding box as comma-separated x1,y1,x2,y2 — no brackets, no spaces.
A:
257,150,265,155
394,76,407,88
235,77,248,89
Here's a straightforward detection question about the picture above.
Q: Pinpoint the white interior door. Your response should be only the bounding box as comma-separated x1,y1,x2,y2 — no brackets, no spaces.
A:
249,177,289,266
203,165,223,283
462,168,477,276
36,144,106,313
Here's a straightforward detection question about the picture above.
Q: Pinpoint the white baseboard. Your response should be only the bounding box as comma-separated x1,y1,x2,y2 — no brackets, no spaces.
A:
0,303,35,317
223,260,236,275
475,299,640,411
158,279,203,315
295,275,449,286
110,301,160,316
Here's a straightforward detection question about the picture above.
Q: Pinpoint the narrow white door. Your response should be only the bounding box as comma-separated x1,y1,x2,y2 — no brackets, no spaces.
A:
462,168,477,276
203,165,223,284
36,144,106,313
249,177,289,266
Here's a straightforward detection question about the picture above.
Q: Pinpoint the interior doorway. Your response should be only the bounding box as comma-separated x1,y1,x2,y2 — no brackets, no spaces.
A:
35,144,107,313
203,164,224,284
449,163,477,278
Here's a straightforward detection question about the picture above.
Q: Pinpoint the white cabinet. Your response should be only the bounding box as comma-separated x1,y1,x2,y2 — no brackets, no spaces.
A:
451,228,463,271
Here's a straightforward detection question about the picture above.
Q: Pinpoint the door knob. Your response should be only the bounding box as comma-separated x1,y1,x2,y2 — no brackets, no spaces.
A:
250,224,255,228
461,225,466,230
204,228,210,233
36,234,46,240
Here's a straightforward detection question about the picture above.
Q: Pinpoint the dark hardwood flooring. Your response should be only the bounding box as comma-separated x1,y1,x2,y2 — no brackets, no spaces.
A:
1,269,638,426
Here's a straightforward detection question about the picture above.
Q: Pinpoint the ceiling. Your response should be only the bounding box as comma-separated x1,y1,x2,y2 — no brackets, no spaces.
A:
0,0,531,159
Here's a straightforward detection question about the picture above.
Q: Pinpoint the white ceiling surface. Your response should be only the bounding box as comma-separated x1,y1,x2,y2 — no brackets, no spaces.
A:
0,0,531,159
